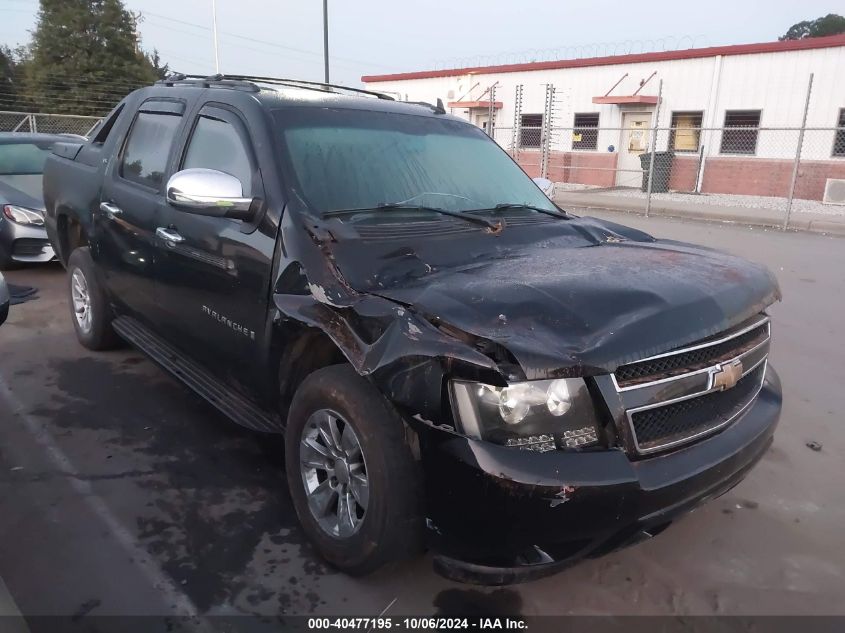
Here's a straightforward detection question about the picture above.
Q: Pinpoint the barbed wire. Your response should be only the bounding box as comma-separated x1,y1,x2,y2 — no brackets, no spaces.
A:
432,35,710,70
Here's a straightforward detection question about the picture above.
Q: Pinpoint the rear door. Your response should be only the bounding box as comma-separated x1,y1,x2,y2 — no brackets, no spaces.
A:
98,99,185,320
154,103,276,393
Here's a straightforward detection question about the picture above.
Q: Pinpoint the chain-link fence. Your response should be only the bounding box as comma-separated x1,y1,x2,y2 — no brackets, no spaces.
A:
487,75,845,229
0,110,101,136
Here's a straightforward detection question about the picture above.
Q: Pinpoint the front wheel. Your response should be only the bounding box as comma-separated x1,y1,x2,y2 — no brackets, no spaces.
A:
67,247,120,350
285,365,424,575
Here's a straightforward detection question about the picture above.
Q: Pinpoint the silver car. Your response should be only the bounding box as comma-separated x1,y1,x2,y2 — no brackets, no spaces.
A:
0,133,75,269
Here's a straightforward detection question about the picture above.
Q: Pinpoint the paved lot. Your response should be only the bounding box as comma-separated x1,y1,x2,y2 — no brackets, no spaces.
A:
1,213,844,617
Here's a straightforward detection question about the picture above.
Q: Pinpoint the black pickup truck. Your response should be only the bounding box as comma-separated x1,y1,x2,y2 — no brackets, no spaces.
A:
43,75,782,584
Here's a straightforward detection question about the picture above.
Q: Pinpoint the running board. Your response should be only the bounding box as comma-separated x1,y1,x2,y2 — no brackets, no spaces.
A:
112,316,283,434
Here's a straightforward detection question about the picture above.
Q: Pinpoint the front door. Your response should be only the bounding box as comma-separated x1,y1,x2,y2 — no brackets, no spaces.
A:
474,113,490,133
616,112,653,187
97,101,185,320
154,105,276,394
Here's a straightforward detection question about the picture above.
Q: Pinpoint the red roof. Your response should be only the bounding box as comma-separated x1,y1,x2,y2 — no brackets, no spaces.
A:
592,95,659,105
362,34,845,83
447,100,503,109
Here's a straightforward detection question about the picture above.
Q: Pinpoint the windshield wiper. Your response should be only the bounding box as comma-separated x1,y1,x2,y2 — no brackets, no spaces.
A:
324,203,504,233
491,203,569,219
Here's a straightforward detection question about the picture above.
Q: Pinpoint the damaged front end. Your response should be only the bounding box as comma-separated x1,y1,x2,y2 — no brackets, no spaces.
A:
272,202,782,584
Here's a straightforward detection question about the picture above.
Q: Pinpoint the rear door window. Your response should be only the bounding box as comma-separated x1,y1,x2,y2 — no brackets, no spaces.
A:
120,112,182,189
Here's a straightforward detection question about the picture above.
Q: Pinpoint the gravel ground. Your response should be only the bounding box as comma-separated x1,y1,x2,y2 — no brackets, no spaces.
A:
554,184,845,216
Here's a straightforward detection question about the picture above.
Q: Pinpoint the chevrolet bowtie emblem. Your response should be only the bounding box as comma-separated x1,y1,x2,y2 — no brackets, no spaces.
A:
712,359,743,390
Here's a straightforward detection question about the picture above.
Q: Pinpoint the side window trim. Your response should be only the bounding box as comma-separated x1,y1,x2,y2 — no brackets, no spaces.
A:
92,103,125,145
138,99,186,116
117,103,185,192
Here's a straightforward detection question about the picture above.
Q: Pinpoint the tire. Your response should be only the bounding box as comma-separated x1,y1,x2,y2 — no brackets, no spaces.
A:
285,364,424,575
67,247,120,350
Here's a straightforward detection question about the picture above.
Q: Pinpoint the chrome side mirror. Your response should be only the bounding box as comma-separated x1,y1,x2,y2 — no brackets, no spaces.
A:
166,168,256,220
532,177,555,199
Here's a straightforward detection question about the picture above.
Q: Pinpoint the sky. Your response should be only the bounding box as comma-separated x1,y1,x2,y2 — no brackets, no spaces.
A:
0,0,841,86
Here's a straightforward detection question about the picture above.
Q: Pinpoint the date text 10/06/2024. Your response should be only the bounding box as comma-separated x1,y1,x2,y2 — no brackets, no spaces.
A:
307,618,528,630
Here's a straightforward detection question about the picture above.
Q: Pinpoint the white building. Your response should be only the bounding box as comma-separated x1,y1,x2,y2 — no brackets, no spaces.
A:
362,35,845,200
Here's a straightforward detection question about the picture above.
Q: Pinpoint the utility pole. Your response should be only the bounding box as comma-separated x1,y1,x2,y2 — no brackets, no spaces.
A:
130,11,142,54
323,0,330,83
212,0,221,73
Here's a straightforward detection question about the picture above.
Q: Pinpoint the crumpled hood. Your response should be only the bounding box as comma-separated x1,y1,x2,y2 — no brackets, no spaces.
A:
327,216,780,379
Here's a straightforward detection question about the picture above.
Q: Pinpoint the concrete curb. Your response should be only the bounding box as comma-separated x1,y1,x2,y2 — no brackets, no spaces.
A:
553,192,845,237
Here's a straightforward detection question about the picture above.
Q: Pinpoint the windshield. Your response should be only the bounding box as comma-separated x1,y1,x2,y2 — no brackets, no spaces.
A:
0,142,53,200
273,108,557,215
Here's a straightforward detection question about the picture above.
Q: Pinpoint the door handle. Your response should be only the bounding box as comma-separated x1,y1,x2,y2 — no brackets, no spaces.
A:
99,202,123,218
156,227,185,245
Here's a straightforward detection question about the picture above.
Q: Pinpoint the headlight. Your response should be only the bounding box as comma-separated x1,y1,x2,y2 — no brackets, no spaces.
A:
450,378,602,452
3,205,44,226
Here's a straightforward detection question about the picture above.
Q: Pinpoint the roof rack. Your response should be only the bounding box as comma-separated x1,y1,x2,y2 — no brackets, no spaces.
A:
156,73,394,100
227,75,395,100
156,74,260,92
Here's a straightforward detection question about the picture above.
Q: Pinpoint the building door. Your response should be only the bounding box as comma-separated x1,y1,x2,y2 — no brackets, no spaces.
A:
474,112,490,133
616,112,652,187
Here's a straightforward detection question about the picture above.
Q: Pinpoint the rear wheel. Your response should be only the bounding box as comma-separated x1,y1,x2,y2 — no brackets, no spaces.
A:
285,365,424,575
67,247,120,350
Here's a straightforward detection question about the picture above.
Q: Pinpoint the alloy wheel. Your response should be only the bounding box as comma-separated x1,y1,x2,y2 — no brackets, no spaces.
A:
299,409,369,538
70,268,92,334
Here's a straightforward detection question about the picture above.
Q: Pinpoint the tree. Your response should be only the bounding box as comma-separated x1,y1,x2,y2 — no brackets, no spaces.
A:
0,46,20,111
780,14,845,40
146,49,170,80
23,0,159,115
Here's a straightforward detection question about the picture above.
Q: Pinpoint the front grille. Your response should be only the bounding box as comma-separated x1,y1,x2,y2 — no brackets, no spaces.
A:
630,363,765,452
615,322,768,387
610,315,771,456
12,238,49,257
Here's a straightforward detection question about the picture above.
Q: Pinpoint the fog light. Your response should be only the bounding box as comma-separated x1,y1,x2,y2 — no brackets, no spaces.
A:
561,426,598,449
505,434,556,452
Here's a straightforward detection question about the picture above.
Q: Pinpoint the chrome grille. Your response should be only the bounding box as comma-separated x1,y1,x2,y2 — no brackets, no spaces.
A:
611,316,770,455
630,363,766,452
615,323,769,387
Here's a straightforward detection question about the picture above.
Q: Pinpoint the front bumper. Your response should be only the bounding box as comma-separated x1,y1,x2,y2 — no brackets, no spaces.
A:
0,218,56,264
423,365,782,585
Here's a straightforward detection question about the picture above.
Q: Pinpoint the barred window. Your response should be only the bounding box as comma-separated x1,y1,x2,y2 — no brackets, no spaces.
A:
572,113,599,150
720,110,761,155
670,111,703,152
519,114,543,148
834,109,845,157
